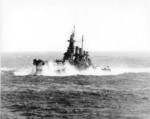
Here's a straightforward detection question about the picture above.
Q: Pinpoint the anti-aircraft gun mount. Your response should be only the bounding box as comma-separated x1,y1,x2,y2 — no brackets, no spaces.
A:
33,27,92,75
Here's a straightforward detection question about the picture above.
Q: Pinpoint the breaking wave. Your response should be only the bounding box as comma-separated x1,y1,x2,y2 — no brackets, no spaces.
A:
13,61,150,76
13,67,34,76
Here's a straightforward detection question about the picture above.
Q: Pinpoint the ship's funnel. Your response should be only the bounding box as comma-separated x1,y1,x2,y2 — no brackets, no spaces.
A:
84,51,86,55
79,48,84,55
75,46,79,54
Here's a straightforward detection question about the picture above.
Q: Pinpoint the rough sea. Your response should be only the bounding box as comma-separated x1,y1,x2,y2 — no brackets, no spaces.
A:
1,52,150,119
1,51,150,75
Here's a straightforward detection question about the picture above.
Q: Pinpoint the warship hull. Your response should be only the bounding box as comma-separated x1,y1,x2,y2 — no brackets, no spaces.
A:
33,27,92,75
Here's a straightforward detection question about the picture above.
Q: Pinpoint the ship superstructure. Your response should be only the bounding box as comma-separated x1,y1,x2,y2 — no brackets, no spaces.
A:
33,27,92,75
62,26,92,68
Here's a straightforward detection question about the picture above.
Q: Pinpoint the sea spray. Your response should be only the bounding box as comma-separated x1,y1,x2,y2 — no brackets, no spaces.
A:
14,67,35,76
0,67,16,71
13,61,150,76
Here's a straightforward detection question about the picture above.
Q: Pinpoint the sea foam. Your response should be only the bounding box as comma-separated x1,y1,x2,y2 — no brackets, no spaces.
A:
13,61,150,76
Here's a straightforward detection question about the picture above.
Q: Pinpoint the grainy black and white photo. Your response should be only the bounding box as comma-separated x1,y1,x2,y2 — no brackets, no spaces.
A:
1,0,150,119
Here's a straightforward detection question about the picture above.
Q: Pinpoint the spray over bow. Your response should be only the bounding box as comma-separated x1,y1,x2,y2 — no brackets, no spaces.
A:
33,27,92,75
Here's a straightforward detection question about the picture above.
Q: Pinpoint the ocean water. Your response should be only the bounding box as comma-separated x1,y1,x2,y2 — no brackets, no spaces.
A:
1,51,150,76
1,51,150,119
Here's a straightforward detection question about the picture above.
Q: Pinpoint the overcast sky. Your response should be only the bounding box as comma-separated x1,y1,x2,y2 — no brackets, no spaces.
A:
1,0,150,52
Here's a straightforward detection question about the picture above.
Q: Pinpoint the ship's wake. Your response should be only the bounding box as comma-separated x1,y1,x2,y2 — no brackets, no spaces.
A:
12,61,150,76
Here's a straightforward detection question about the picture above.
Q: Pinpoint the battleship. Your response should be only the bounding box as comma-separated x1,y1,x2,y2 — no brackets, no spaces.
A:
33,27,93,75
33,27,111,75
